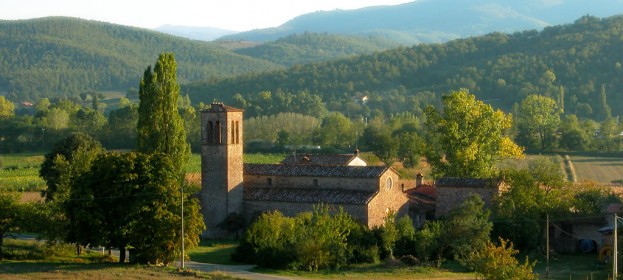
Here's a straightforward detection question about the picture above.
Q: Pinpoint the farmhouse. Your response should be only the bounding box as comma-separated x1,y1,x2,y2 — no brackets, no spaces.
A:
200,103,409,238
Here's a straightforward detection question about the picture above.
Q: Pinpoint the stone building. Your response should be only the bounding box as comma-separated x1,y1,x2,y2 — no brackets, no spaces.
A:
200,103,409,238
434,177,508,218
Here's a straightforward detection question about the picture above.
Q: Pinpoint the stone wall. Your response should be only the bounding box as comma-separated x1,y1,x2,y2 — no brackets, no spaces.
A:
243,200,367,225
244,174,378,192
435,185,501,218
366,171,410,227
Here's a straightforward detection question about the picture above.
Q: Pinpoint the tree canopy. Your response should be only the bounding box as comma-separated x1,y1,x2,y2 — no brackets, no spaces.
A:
137,53,191,170
424,90,523,178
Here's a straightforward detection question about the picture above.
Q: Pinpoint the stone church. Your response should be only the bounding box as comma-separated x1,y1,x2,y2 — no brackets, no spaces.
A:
199,103,410,238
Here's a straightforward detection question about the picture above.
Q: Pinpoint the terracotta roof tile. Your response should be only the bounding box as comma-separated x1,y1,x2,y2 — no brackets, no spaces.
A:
244,187,376,205
281,154,361,166
202,102,243,113
435,177,502,188
244,163,388,178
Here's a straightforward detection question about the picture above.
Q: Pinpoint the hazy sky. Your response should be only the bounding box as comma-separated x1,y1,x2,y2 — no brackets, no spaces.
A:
1,0,413,31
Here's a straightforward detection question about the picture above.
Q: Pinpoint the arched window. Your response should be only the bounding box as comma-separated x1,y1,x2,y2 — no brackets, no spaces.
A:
215,121,222,144
207,121,214,144
231,120,235,144
235,121,240,144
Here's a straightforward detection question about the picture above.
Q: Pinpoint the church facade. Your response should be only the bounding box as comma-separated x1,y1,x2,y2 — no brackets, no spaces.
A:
200,103,409,238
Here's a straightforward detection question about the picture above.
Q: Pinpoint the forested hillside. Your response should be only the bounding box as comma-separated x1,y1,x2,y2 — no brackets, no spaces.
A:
219,0,623,43
0,17,282,101
233,32,403,67
187,15,623,121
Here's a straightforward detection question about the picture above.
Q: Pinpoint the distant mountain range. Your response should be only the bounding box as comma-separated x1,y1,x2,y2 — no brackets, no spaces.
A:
215,0,623,44
154,25,237,41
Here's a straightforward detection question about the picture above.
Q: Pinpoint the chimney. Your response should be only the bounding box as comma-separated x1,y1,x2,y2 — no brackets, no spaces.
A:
416,173,423,188
354,149,359,156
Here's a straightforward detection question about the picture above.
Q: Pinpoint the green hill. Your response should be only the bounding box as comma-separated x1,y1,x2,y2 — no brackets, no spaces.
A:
0,17,283,101
186,15,623,121
233,32,404,67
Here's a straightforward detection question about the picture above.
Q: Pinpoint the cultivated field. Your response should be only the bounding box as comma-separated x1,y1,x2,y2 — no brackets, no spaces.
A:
568,154,623,184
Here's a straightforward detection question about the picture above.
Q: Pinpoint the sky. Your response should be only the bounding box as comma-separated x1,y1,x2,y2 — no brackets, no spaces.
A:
0,0,413,31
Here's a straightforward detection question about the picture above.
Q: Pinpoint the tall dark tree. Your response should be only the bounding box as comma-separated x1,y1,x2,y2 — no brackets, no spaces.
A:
137,53,190,170
39,133,104,202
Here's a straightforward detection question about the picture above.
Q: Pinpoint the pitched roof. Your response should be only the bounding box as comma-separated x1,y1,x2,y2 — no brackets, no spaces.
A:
435,177,502,188
244,187,377,205
281,154,363,166
202,102,243,113
244,163,388,178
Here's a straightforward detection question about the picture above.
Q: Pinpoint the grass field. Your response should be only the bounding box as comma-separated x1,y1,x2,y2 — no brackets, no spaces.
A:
188,240,240,265
0,154,46,192
0,262,235,280
568,154,623,184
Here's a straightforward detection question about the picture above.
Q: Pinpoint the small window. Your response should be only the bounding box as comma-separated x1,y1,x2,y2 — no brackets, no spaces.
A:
313,179,318,187
386,177,393,190
267,178,272,186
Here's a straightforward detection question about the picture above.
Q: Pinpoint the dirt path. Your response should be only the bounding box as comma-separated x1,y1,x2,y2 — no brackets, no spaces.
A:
182,261,290,280
561,154,577,183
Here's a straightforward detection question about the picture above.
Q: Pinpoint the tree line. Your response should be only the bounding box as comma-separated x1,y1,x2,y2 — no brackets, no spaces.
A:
187,15,623,123
1,53,204,264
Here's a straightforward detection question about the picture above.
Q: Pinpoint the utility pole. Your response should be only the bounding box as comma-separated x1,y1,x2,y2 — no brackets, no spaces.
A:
181,185,185,269
615,213,618,278
546,214,550,280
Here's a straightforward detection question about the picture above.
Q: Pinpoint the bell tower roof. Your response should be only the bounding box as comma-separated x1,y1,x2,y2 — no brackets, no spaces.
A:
204,102,243,113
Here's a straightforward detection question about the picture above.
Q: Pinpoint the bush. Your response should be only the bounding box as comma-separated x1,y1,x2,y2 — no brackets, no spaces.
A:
236,206,365,271
399,255,419,266
472,238,536,280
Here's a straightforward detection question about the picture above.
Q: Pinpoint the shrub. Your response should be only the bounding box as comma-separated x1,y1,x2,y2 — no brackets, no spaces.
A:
399,255,419,266
472,238,537,280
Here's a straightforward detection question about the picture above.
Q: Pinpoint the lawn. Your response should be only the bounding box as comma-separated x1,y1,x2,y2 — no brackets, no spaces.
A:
532,253,611,280
188,240,240,265
257,262,475,280
0,238,238,280
0,262,236,280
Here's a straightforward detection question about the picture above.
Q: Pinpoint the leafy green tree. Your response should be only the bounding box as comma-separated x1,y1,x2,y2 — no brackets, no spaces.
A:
293,206,356,271
425,90,523,178
316,112,355,148
363,123,398,166
493,157,573,251
68,152,205,264
104,104,138,149
472,238,537,280
0,96,15,119
233,211,297,268
137,53,191,170
245,113,320,147
42,107,70,131
393,215,417,258
516,95,561,152
40,133,104,202
415,220,444,266
444,194,492,263
0,191,22,260
377,211,399,259
558,114,591,151
597,117,621,152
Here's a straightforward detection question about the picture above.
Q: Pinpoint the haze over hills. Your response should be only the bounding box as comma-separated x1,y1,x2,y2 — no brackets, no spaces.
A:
218,0,623,43
154,25,237,41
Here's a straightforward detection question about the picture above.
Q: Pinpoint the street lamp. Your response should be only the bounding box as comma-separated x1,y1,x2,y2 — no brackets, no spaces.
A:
41,128,46,148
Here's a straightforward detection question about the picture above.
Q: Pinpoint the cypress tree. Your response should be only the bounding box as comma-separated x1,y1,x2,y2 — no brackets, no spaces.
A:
137,53,190,169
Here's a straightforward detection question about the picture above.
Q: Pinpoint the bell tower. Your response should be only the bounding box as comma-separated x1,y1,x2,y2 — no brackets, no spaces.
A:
200,102,243,238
